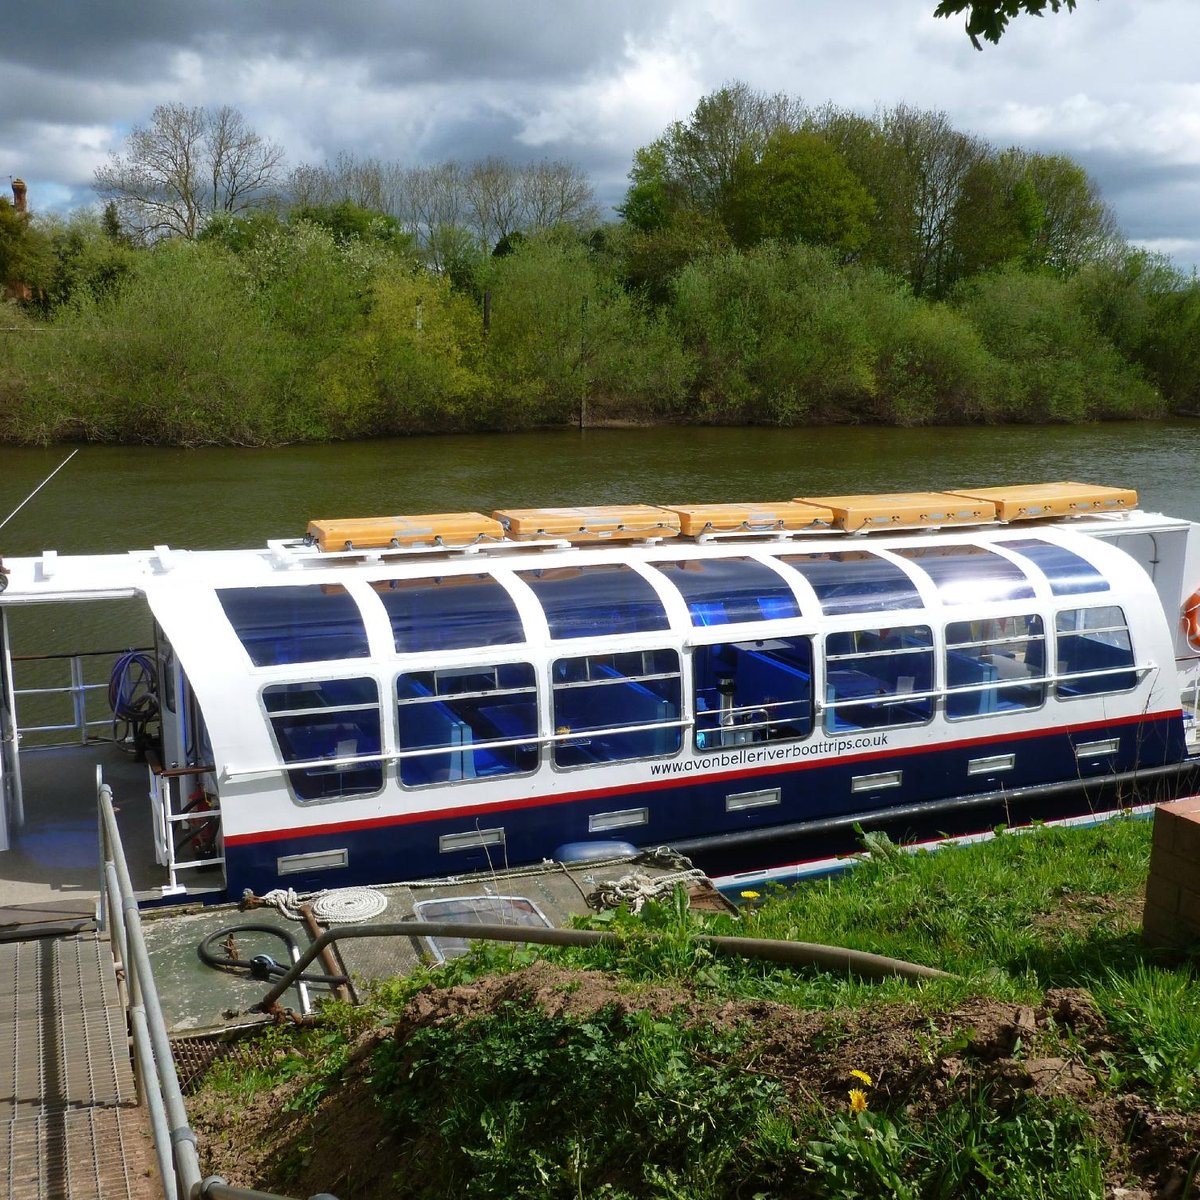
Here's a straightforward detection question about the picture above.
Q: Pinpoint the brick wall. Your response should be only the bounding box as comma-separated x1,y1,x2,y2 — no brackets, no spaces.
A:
1143,796,1200,946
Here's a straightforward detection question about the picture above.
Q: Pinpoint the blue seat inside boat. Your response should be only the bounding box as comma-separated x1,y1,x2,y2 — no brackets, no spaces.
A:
946,651,1000,717
555,669,678,764
735,649,811,732
1058,636,1136,696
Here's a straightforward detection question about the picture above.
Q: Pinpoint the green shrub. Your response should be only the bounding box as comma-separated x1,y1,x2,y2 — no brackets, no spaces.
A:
953,266,1163,421
671,242,877,423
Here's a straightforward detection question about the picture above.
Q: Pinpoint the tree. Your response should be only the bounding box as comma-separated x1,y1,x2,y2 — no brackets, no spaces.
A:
881,104,989,297
0,197,51,297
725,129,875,255
94,103,285,241
622,84,805,228
934,0,1084,48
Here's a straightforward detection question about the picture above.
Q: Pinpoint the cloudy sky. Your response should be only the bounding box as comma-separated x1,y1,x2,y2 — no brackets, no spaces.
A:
3,0,1199,270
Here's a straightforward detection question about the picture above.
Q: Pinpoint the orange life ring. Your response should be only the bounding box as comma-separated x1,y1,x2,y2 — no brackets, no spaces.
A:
1183,588,1200,652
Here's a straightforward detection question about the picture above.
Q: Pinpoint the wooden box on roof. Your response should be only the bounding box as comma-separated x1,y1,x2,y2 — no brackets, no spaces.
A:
797,492,998,533
947,482,1138,522
493,505,681,542
307,512,504,552
664,501,835,537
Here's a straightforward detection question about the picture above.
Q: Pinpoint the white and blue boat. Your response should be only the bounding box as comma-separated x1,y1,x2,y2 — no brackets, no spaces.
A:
2,481,1198,903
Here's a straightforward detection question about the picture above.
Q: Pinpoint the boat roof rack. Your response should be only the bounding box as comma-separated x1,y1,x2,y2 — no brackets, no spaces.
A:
296,483,1138,561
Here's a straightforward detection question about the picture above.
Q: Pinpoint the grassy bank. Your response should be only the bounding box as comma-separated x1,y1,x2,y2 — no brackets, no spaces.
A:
189,818,1200,1198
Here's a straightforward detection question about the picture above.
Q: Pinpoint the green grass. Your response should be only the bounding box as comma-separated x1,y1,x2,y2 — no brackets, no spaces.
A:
192,818,1200,1198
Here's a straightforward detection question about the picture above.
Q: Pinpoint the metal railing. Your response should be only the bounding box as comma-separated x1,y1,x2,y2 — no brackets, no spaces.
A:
147,755,224,894
13,648,144,745
96,771,337,1200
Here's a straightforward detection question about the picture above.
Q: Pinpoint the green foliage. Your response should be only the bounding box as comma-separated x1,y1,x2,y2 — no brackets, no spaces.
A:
953,266,1162,420
933,0,1082,48
36,211,139,310
1092,965,1200,1110
672,242,879,422
726,128,876,255
0,199,52,293
366,268,490,431
485,234,693,424
371,999,783,1198
1073,250,1200,411
804,1094,1104,1198
9,239,306,444
290,199,412,252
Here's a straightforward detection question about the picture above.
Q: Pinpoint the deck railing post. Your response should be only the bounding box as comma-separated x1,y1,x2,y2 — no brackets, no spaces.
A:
71,654,88,744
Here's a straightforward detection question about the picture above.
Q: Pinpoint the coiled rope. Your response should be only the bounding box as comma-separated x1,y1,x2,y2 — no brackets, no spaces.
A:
255,886,389,924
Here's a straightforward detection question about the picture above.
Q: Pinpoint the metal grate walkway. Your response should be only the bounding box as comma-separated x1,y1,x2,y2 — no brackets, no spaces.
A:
0,934,159,1199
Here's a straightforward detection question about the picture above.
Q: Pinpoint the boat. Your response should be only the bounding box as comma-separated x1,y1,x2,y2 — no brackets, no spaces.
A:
1,480,1199,906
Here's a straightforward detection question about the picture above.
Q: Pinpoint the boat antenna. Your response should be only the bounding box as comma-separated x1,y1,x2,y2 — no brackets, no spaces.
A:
0,449,79,533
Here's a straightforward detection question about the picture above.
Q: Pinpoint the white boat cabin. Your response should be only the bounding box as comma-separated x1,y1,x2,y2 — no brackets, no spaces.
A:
2,482,1199,902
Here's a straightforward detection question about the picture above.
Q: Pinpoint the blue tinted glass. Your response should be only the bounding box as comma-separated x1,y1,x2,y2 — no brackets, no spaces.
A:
517,564,669,639
893,546,1035,605
779,552,923,615
652,558,800,625
551,650,681,765
397,663,538,785
374,574,525,652
262,677,381,801
218,586,369,666
1002,539,1108,596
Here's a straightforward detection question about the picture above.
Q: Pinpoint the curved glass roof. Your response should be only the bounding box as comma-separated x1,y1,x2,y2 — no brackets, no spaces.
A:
779,551,923,615
1000,538,1108,596
516,563,669,639
209,536,1116,669
218,584,369,666
892,545,1035,606
650,557,800,625
373,574,525,653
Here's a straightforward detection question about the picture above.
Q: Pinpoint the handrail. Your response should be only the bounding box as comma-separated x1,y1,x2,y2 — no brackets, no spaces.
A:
96,771,338,1200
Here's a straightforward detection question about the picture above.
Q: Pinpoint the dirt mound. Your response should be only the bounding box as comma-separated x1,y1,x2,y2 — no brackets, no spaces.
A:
189,965,1200,1198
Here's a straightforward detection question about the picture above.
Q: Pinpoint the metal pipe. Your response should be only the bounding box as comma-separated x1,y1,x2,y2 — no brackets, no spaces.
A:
256,919,953,1012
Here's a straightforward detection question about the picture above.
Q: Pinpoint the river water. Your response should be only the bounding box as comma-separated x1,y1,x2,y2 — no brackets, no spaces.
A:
2,420,1197,558
0,420,1197,663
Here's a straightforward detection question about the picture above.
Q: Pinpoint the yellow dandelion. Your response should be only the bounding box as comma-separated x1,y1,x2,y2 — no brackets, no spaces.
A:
849,1069,873,1087
848,1088,869,1114
740,890,761,900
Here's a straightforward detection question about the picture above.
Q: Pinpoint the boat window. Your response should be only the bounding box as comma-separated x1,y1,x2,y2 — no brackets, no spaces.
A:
651,557,800,625
1001,539,1109,596
373,574,525,653
778,551,923,615
517,564,669,639
219,585,369,666
262,677,382,801
945,616,1046,719
693,637,813,750
551,649,682,767
396,663,538,786
893,545,1035,606
824,626,934,732
1055,607,1137,698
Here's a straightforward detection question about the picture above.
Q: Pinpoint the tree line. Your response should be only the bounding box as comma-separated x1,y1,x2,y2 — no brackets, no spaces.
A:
1,84,1197,446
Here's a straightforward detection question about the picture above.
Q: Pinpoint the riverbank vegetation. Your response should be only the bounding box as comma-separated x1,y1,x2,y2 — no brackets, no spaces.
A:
188,818,1200,1198
2,86,1198,445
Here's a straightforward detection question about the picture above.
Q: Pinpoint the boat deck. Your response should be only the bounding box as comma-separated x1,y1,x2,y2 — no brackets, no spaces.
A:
145,849,726,1033
1,743,167,924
